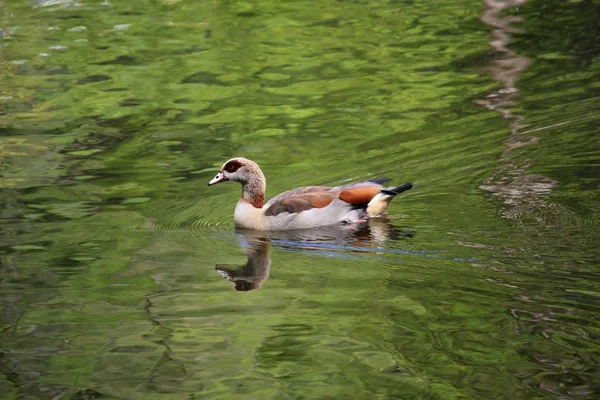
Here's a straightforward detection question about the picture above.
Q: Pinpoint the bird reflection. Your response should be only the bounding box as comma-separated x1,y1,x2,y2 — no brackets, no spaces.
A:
215,219,414,291
216,234,271,292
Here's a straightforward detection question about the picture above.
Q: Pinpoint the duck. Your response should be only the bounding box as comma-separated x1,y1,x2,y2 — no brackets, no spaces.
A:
208,157,412,230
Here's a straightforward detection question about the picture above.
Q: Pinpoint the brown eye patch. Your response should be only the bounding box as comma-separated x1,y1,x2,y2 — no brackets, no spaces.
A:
223,159,242,173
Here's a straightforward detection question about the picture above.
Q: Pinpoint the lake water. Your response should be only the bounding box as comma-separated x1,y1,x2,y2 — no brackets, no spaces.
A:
1,0,600,399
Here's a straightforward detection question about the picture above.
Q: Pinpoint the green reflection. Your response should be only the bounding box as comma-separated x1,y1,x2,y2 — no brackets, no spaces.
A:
1,0,599,399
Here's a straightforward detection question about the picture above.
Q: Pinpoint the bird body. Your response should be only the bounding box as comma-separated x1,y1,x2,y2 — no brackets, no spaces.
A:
208,157,412,230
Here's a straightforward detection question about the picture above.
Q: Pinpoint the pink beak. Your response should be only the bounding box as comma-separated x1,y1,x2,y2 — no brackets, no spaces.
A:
208,171,229,186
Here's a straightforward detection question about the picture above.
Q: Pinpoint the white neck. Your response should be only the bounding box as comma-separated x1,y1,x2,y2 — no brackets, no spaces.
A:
234,201,267,230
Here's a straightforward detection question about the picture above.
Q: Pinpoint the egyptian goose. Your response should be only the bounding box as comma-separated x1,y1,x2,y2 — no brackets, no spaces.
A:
208,157,412,230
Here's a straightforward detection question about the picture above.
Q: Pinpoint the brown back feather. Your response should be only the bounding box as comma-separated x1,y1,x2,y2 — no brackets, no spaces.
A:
264,184,384,216
264,192,337,216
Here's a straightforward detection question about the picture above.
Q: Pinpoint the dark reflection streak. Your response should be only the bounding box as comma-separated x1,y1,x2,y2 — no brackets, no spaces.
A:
143,296,187,386
0,196,32,397
144,297,160,326
0,284,24,396
476,0,558,222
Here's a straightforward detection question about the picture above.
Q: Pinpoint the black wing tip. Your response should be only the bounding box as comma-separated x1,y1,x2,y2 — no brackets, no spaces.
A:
381,182,413,196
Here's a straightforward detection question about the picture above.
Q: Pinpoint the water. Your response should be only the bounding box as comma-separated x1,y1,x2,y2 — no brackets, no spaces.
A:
1,0,600,398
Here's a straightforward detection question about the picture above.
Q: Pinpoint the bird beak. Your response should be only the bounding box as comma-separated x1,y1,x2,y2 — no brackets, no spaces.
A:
208,171,228,186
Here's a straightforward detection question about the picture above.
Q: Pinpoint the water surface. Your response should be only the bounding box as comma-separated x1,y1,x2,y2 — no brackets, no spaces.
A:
1,0,600,399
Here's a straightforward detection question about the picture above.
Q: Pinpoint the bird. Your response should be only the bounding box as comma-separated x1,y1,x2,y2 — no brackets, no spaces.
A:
208,157,412,230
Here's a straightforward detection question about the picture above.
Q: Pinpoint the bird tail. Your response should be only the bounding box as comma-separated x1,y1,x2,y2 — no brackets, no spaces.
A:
366,183,413,217
380,183,413,196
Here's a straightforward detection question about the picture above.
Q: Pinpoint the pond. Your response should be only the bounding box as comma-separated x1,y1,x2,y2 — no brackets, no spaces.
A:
1,0,600,398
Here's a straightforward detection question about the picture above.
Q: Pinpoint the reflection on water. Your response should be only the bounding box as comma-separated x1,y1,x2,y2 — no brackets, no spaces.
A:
216,234,271,291
476,0,559,224
1,0,600,398
217,220,414,291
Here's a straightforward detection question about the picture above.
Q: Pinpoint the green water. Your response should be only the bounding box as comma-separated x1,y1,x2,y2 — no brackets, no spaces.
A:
1,0,600,398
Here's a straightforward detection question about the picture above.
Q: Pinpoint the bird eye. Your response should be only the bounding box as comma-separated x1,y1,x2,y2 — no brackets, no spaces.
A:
224,160,242,173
